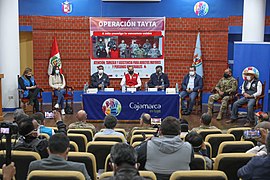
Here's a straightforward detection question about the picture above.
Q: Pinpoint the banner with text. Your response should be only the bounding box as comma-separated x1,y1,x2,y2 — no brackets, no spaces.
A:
90,17,165,78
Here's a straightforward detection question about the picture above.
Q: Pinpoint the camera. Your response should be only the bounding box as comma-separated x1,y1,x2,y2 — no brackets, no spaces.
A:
151,118,161,125
0,122,18,135
45,111,54,119
243,130,261,139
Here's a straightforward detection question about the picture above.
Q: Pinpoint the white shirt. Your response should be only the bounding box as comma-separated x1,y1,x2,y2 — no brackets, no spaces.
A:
241,79,262,98
187,75,195,90
120,73,142,88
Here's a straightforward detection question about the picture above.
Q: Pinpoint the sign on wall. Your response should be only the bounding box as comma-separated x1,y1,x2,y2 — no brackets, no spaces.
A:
90,17,165,78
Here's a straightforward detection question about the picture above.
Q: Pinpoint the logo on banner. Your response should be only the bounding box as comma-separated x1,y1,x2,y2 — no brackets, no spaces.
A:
62,0,72,14
102,98,122,116
194,1,209,16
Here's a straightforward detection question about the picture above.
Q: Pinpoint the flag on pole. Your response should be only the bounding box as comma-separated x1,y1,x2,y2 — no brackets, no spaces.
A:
48,37,62,75
192,32,203,77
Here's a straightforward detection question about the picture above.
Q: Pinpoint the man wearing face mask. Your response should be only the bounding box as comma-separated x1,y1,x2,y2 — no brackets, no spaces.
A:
118,40,128,58
143,39,152,55
130,40,139,58
95,38,107,58
207,68,237,120
228,68,262,126
179,66,203,115
148,43,161,58
148,65,170,90
120,66,142,88
91,65,110,90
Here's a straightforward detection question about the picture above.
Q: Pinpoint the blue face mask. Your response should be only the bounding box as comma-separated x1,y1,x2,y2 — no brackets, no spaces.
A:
55,70,60,74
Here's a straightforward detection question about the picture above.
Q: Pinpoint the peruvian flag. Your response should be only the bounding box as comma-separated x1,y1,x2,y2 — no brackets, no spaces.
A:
48,37,62,75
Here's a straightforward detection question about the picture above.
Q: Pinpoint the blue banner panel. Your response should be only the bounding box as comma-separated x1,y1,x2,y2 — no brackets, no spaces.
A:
233,42,270,111
83,91,179,120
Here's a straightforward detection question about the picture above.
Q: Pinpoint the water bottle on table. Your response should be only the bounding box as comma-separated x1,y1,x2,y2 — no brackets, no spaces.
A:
145,82,148,92
101,81,105,91
121,85,126,93
175,83,179,93
161,79,165,91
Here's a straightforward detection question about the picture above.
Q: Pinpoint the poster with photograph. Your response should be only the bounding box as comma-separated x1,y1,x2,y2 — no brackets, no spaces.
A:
90,17,165,78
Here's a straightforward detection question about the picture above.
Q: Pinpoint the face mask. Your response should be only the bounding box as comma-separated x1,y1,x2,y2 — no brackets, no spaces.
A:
223,73,229,78
189,71,195,76
26,75,31,79
153,45,156,48
246,76,251,81
121,40,124,43
98,70,103,74
156,69,161,74
128,70,134,75
55,70,60,74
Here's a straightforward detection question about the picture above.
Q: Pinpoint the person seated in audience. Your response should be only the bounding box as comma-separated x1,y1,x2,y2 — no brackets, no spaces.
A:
185,131,212,170
31,112,55,137
102,143,145,180
94,115,125,138
238,131,270,179
135,116,194,180
68,110,96,134
120,65,142,89
2,162,16,180
13,109,28,123
246,121,270,156
19,67,41,112
28,133,91,180
228,67,262,126
207,68,237,120
91,65,110,90
255,111,269,124
49,66,66,115
180,66,203,115
191,113,217,132
14,111,66,158
127,113,156,142
148,65,170,91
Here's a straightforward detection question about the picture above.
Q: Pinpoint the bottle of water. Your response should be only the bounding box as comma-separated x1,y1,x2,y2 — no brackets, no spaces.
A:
101,81,104,91
145,82,148,92
121,85,126,93
175,83,179,93
161,79,165,91
83,83,87,93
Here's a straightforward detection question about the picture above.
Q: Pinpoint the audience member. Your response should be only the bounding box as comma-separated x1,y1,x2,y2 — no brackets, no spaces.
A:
13,109,28,123
68,110,96,133
101,143,145,180
91,65,110,90
148,65,170,91
28,133,91,180
255,111,269,124
120,66,142,89
238,131,270,179
136,116,194,180
2,162,16,180
31,112,55,137
191,113,217,132
185,131,212,170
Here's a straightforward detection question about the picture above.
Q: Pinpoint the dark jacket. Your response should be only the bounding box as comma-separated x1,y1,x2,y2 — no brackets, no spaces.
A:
238,155,270,180
101,164,147,180
181,74,203,92
148,73,170,89
91,72,110,89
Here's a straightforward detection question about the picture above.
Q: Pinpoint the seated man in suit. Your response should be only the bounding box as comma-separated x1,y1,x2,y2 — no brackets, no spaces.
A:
28,133,91,180
148,65,170,91
120,65,141,89
228,67,262,126
91,65,110,90
180,66,203,115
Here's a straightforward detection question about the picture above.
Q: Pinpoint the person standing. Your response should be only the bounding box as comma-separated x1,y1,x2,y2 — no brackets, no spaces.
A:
143,39,152,55
148,65,170,90
148,43,161,58
118,40,128,58
91,65,110,90
120,66,141,89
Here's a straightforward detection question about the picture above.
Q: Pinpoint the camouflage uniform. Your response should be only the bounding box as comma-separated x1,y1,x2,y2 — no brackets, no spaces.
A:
134,48,146,58
148,48,161,58
208,76,237,118
130,43,139,58
68,121,96,134
143,42,152,54
118,43,128,58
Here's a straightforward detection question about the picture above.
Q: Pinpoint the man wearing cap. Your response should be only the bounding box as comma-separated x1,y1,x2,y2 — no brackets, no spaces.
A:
228,67,262,126
148,65,170,91
120,65,141,89
255,112,269,124
91,65,110,90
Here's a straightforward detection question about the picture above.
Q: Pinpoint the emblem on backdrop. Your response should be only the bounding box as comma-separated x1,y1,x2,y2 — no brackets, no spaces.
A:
62,0,73,14
194,1,209,16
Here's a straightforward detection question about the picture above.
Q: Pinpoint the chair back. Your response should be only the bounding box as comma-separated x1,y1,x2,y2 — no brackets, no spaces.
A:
197,129,222,140
131,141,142,148
169,170,228,180
132,129,158,136
227,127,251,141
68,129,94,142
190,154,206,170
205,134,235,158
27,170,85,180
217,141,254,155
104,154,112,172
100,171,157,180
69,141,79,152
100,128,127,137
67,152,97,180
38,133,50,140
204,142,212,158
214,153,255,180
130,134,153,145
67,133,87,152
0,150,41,180
0,139,16,150
93,135,126,143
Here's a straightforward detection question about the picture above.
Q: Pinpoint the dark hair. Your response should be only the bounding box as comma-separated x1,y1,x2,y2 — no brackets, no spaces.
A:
190,66,196,71
201,113,212,126
31,112,45,125
185,131,203,152
160,116,181,136
104,115,118,129
155,65,163,71
110,143,137,166
14,109,29,123
51,66,63,82
49,133,70,154
180,119,189,132
140,113,151,125
18,117,35,137
23,67,32,76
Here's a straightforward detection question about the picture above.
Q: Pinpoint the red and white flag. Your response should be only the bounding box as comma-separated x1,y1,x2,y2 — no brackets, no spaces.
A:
48,37,62,75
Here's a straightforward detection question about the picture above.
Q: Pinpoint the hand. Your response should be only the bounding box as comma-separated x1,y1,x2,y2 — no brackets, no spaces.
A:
53,110,62,122
201,142,206,150
243,93,251,98
258,128,268,144
219,90,224,96
98,84,102,88
187,89,192,93
2,162,16,180
57,87,61,91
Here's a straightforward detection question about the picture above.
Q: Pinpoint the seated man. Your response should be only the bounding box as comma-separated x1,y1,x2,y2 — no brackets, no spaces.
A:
91,65,110,90
28,133,91,180
207,68,237,120
136,116,194,180
191,113,217,132
13,109,28,123
102,143,145,180
238,131,270,179
180,66,203,115
68,110,96,134
31,112,55,137
148,65,170,91
94,115,125,139
120,65,141,89
228,68,262,126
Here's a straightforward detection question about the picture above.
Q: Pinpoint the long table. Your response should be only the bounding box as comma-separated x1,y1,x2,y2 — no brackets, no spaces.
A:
82,91,179,120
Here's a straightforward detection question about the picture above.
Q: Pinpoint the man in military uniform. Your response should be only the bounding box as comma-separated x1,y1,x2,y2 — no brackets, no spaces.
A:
207,68,237,120
107,38,116,50
148,43,161,58
130,40,139,58
134,47,145,58
118,40,128,58
95,38,106,51
68,110,96,133
143,39,152,55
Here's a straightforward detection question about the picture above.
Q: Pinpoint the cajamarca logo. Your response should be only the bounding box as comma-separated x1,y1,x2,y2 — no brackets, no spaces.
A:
129,102,162,111
102,98,122,116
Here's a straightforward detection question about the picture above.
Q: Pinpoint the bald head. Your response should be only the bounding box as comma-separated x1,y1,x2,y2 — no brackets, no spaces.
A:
140,113,151,125
76,110,87,122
